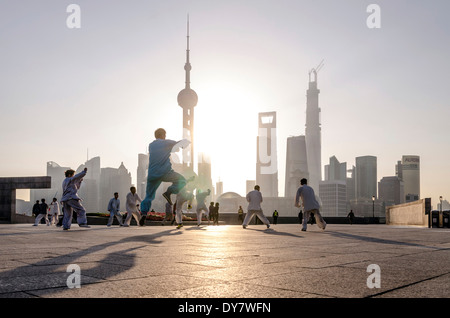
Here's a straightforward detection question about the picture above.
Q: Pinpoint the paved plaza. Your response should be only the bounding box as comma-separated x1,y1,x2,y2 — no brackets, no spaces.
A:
0,223,449,299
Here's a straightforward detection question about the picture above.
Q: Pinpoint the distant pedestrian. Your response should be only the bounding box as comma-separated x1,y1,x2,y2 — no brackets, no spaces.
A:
238,206,244,222
124,187,142,227
107,192,123,227
347,210,355,225
196,189,211,226
32,200,40,218
48,198,60,225
272,210,279,225
33,198,49,226
295,178,326,231
242,185,270,229
209,202,215,222
60,168,90,230
213,202,220,225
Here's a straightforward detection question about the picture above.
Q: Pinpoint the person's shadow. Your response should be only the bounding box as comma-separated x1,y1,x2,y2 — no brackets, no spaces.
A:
1,228,182,296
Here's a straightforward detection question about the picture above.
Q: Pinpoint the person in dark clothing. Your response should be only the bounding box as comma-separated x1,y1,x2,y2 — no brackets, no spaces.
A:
238,206,244,222
32,200,40,217
272,210,279,225
33,199,49,226
209,202,215,222
213,202,220,225
347,210,355,225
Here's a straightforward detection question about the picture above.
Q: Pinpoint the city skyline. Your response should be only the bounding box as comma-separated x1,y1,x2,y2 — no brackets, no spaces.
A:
1,1,449,205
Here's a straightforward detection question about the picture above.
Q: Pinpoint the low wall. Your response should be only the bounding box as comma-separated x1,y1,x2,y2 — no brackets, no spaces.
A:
385,199,428,227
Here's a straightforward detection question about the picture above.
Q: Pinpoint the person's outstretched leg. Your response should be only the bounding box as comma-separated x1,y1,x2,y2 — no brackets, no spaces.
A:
242,211,255,228
255,211,271,228
313,210,327,230
141,178,162,213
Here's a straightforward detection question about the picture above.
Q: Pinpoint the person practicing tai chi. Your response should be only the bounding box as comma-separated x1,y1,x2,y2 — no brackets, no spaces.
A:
242,185,271,229
139,128,192,226
60,168,90,230
195,189,211,226
124,187,142,227
48,198,61,225
295,178,326,231
174,186,195,229
107,192,123,227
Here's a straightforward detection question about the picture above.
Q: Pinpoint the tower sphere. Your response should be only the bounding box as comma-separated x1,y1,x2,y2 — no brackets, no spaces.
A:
177,88,198,108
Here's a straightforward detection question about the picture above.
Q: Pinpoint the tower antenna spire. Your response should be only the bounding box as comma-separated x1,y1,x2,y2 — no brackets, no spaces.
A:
184,14,191,88
187,14,190,52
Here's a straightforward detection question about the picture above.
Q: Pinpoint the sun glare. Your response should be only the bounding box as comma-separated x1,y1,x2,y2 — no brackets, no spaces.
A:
194,82,261,193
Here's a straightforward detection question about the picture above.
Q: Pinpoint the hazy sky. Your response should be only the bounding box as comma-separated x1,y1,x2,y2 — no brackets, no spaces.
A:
1,0,449,205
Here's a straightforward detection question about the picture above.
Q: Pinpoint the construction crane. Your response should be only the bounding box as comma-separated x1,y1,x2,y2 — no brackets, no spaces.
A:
309,59,324,82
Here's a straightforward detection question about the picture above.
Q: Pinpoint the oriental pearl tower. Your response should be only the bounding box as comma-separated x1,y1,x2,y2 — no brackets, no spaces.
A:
177,16,198,171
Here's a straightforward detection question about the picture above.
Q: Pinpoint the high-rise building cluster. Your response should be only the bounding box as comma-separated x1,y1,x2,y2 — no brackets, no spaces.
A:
252,62,421,218
30,158,132,214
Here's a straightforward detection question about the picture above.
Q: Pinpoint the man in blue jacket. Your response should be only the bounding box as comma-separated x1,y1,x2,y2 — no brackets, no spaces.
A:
140,128,191,226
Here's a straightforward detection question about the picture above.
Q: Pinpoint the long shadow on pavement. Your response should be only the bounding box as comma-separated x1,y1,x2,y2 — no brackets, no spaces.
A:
0,228,182,296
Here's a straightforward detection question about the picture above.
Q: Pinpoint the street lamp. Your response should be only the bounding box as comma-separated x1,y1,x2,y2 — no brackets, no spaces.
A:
372,195,375,219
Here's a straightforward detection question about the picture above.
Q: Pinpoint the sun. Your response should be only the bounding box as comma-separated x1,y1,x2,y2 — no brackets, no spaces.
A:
192,82,263,194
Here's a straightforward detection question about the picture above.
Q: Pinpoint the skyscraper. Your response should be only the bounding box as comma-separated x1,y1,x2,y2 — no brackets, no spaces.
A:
197,152,213,193
177,17,198,171
355,155,377,199
324,155,346,182
378,176,404,207
319,181,347,217
305,63,323,193
396,155,420,202
256,111,278,197
320,156,347,217
99,162,132,212
284,135,308,198
76,156,101,213
136,153,149,200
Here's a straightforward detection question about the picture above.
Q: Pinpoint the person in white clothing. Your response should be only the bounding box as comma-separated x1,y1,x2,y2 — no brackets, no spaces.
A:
174,187,194,229
48,198,61,225
295,178,326,231
107,192,123,227
195,189,211,226
242,185,270,229
124,187,142,227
